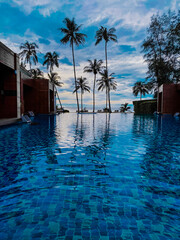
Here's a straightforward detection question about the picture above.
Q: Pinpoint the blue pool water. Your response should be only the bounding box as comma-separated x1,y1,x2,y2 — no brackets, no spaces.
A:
0,113,179,240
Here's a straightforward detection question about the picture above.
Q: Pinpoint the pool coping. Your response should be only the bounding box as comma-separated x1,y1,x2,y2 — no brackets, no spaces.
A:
0,118,21,128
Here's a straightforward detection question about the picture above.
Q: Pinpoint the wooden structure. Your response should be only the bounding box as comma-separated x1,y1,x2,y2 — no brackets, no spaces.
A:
22,78,55,114
0,42,21,118
133,99,157,114
158,84,180,114
0,41,55,119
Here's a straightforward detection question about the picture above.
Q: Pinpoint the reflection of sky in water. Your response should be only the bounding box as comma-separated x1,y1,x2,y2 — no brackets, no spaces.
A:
0,114,179,239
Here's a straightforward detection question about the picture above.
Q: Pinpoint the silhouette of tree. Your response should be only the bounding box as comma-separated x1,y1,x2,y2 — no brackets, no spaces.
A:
133,81,149,100
60,18,87,112
29,68,44,79
19,41,39,70
73,76,90,112
84,59,104,112
43,52,59,73
95,26,117,112
120,103,131,113
97,70,117,110
48,72,63,109
142,10,180,92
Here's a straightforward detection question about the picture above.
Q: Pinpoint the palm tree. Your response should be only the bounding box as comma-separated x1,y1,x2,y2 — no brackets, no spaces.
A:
133,81,149,100
73,77,90,112
84,59,103,112
19,41,39,70
48,72,63,109
60,18,87,113
95,26,117,112
97,70,117,111
43,52,59,73
120,103,131,113
29,68,44,79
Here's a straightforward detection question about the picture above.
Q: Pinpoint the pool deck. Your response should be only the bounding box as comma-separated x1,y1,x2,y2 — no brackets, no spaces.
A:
0,118,21,127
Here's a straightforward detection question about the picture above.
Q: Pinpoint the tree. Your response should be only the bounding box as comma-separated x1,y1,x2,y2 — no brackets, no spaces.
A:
29,68,44,79
142,10,180,91
43,52,59,73
19,41,39,70
95,26,117,112
120,103,131,113
73,77,90,112
133,81,149,100
48,72,63,109
84,59,103,112
97,70,117,110
60,18,87,112
43,51,60,109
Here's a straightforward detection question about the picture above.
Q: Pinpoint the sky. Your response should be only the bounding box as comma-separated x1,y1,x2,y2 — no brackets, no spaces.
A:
0,0,179,111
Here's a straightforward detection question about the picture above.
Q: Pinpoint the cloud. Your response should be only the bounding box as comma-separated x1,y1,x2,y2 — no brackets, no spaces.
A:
75,0,157,31
119,45,136,53
171,0,180,10
5,0,177,30
60,57,73,66
10,0,67,16
1,0,176,110
38,38,50,45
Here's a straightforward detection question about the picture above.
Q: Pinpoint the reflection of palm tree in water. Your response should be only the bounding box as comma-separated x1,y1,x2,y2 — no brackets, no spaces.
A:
70,113,112,173
70,114,79,163
86,113,112,171
45,116,58,164
68,114,84,190
68,113,116,192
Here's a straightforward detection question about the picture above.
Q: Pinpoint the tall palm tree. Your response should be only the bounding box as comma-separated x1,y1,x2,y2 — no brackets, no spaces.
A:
97,70,117,110
48,72,63,109
133,81,149,100
95,26,117,112
43,52,59,73
43,51,60,110
120,103,131,113
29,68,44,79
73,77,90,112
60,18,87,113
84,59,103,112
19,41,39,70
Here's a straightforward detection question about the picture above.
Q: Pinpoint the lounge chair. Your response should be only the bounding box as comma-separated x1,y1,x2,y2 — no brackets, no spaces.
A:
28,111,35,117
22,115,31,123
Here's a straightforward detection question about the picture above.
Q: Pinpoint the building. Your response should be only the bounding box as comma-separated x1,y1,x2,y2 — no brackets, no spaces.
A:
133,99,157,114
0,41,56,119
0,42,21,118
158,83,180,114
22,77,55,115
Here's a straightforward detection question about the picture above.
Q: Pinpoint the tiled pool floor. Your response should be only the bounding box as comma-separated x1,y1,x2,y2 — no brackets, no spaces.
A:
0,114,179,239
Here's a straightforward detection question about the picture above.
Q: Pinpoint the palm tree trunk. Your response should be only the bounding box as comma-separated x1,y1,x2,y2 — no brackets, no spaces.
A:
93,74,96,112
81,89,83,112
105,42,108,73
140,92,142,100
72,42,80,112
106,87,108,109
105,42,108,109
50,64,53,73
108,89,111,112
105,41,111,112
54,85,63,109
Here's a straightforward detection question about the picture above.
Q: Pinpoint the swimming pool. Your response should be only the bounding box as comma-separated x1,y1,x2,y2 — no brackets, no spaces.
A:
0,113,179,239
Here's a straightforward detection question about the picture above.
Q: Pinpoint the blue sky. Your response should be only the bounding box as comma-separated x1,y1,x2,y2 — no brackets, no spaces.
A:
0,0,179,111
